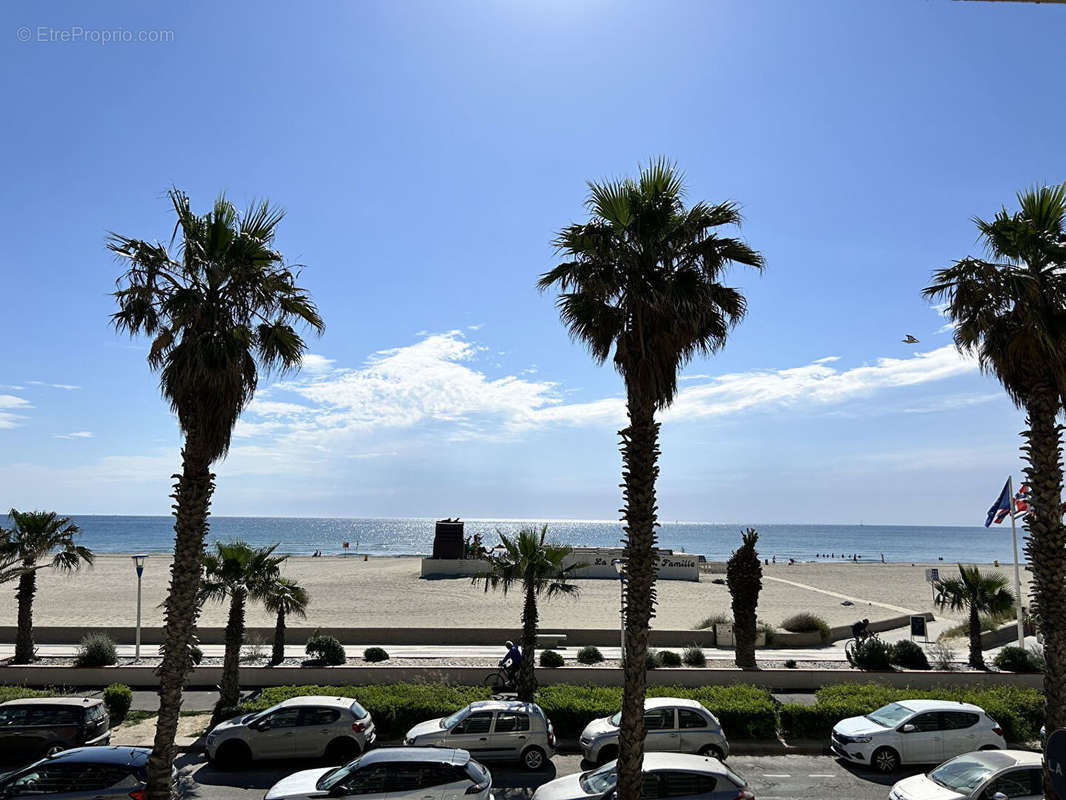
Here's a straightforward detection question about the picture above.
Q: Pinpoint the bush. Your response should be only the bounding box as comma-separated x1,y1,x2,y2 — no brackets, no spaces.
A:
780,613,831,643
657,650,682,667
890,640,930,670
576,645,604,665
645,651,658,670
0,687,51,704
784,659,797,669
75,633,117,667
363,647,390,663
103,684,133,723
927,640,956,671
757,621,776,646
190,644,204,665
696,612,729,630
993,645,1044,673
682,646,705,667
539,650,564,668
305,634,346,666
845,636,894,671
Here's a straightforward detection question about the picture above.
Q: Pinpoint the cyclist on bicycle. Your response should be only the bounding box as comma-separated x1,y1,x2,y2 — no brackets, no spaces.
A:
500,640,522,684
851,618,871,641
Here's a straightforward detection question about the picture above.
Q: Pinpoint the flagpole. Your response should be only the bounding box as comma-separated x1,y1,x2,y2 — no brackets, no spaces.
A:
1008,475,1025,649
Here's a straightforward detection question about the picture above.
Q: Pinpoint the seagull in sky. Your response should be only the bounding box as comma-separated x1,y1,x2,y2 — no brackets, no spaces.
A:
902,334,919,344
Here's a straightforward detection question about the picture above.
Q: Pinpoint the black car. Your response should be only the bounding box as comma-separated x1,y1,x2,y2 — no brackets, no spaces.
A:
0,698,110,763
0,747,151,799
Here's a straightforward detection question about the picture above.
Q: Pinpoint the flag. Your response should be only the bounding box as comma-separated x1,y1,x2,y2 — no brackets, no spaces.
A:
986,479,1012,527
1014,484,1031,516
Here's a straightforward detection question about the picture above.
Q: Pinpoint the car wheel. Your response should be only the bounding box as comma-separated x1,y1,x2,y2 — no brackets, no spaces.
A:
871,747,900,774
521,746,547,771
325,737,360,764
698,744,724,760
597,745,618,765
213,741,252,770
44,744,66,758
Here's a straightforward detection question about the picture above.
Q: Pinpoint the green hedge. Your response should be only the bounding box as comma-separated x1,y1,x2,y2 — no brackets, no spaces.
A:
0,687,51,705
780,683,1043,743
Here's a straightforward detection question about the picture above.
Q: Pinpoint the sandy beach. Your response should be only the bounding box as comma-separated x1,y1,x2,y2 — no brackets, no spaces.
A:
1,555,1032,632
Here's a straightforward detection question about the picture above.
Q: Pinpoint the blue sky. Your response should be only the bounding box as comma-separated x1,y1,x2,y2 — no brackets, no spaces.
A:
1,0,1063,525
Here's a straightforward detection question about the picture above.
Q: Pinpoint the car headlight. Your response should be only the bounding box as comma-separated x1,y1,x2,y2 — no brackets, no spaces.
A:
852,736,872,743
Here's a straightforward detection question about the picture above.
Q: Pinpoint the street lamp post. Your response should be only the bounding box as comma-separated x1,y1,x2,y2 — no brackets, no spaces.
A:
132,554,147,661
612,559,625,664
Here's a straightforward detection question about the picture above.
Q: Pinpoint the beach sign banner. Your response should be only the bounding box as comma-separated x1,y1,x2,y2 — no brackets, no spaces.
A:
1046,729,1066,797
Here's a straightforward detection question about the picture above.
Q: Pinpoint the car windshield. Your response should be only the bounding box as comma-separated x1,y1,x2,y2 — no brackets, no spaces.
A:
927,756,996,793
865,703,912,728
608,712,621,726
579,763,617,794
243,703,283,726
442,709,468,729
317,758,361,791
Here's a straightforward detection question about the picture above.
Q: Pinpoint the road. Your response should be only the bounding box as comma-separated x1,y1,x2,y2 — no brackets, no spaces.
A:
174,752,908,799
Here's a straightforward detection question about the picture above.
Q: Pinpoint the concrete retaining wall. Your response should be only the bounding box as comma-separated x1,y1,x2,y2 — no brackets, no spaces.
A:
980,619,1036,650
422,548,700,582
0,663,1044,691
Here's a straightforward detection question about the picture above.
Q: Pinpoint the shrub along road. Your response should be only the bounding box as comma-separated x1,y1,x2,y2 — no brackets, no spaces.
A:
174,752,911,799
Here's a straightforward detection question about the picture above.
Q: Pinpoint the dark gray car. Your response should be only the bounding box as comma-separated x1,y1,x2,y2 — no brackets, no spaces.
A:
0,746,155,799
0,699,110,764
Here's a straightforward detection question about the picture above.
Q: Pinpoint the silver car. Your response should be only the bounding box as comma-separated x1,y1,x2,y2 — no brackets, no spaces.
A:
532,752,753,800
404,700,556,770
0,746,175,798
206,696,376,767
579,698,729,764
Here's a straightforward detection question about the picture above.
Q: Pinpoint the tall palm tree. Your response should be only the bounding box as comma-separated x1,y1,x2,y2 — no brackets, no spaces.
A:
539,159,763,800
934,564,1015,670
726,529,762,669
263,576,309,666
924,184,1066,796
472,525,581,700
0,510,93,664
200,541,286,709
110,188,322,799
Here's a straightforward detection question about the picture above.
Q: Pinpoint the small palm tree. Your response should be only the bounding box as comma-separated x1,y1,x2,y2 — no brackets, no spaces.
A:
472,525,581,700
263,576,309,665
111,188,322,799
200,541,286,708
540,158,763,800
935,564,1015,670
1,510,93,664
726,528,763,669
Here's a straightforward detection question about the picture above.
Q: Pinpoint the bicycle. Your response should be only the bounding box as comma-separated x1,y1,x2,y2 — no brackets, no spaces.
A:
482,668,517,695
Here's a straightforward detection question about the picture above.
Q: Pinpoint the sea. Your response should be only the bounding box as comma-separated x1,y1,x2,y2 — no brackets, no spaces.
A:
62,516,1019,565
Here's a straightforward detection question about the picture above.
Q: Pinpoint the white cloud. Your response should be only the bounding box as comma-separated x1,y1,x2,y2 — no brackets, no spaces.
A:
54,431,94,440
299,354,336,375
0,394,32,429
26,381,80,390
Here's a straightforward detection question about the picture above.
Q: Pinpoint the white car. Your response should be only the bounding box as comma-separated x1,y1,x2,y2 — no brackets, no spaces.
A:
264,747,492,800
579,697,729,764
890,750,1043,800
830,699,1005,773
531,752,753,800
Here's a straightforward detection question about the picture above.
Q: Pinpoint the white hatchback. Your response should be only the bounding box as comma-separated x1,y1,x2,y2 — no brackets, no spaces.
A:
890,750,1043,800
830,699,1005,773
264,747,492,800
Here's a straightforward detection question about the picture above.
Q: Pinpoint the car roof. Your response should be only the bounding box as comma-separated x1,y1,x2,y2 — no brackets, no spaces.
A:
466,700,543,714
0,697,102,708
645,697,704,711
642,753,729,772
359,747,469,766
275,696,360,710
45,747,150,766
952,750,1043,770
896,699,983,713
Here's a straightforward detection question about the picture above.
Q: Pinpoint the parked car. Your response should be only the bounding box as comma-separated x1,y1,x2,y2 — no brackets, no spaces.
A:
579,697,729,765
532,752,754,800
206,696,376,768
0,746,168,799
403,700,556,770
0,698,110,763
830,699,1005,773
889,749,1042,800
264,746,492,800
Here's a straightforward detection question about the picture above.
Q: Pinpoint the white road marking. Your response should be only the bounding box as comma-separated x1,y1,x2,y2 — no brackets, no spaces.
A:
807,773,836,777
762,773,791,777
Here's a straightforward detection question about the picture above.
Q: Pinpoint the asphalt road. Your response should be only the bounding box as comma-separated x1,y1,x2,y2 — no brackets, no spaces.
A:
174,752,911,800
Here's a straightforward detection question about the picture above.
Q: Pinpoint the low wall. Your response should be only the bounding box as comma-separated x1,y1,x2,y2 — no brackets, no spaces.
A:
980,619,1036,650
422,548,701,582
0,663,1044,691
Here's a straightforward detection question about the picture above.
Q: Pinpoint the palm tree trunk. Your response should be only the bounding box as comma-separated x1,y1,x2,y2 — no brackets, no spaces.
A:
272,609,286,666
1021,385,1066,800
147,436,214,800
967,601,984,670
219,588,246,709
616,390,660,800
517,578,538,701
13,565,37,664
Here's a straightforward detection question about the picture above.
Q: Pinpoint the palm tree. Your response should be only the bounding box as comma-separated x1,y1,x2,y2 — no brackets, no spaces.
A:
539,158,763,800
263,576,309,666
934,564,1015,670
110,188,322,799
0,510,93,664
472,525,580,701
726,529,762,669
200,541,286,709
924,184,1066,794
